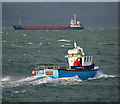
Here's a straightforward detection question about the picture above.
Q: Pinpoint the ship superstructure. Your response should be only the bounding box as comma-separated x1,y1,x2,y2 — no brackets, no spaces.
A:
70,15,82,27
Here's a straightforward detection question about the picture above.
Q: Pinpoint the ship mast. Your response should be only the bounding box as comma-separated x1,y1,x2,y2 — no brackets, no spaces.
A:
74,15,77,24
19,18,21,25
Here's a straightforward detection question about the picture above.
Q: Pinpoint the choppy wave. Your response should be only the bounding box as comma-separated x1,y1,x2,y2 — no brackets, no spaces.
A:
2,71,116,88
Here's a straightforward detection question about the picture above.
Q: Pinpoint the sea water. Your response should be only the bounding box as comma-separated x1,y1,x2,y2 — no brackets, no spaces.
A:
2,27,118,102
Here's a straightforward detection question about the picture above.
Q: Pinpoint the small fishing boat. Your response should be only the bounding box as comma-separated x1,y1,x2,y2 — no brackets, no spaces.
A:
32,41,99,79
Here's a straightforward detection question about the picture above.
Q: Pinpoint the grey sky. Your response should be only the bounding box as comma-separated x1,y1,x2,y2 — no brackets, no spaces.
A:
1,0,120,2
2,2,118,27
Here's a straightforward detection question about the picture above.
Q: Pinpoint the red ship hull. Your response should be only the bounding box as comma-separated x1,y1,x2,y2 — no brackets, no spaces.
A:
13,25,84,30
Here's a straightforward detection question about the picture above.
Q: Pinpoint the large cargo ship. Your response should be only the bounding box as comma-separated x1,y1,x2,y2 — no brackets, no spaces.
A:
13,15,84,30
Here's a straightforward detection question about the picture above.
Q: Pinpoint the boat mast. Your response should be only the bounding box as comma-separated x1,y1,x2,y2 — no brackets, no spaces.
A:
74,41,77,49
74,41,85,55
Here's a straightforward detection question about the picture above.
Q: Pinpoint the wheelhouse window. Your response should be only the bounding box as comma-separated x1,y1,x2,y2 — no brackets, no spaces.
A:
84,56,92,63
84,57,86,62
87,57,89,62
90,56,91,62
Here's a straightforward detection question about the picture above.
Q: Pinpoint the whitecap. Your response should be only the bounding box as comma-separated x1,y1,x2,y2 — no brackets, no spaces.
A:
65,44,71,46
23,34,27,36
26,42,32,45
2,76,11,82
37,50,40,53
19,46,23,47
39,42,43,45
0,31,3,34
23,53,26,56
40,37,43,39
12,90,26,93
61,45,64,47
15,31,18,33
12,44,15,47
12,91,19,93
52,30,59,32
2,40,6,43
57,39,71,42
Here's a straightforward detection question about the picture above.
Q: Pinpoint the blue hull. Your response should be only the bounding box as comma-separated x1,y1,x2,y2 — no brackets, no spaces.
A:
59,70,97,79
35,69,98,79
33,64,98,79
13,26,84,30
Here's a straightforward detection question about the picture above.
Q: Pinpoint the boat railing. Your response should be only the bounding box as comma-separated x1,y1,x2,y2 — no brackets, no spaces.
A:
37,66,67,69
36,65,67,69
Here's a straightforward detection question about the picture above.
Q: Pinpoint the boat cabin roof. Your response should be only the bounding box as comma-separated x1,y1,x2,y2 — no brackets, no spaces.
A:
65,54,93,58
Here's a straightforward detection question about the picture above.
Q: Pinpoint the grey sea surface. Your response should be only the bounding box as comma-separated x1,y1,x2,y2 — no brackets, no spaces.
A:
2,27,118,102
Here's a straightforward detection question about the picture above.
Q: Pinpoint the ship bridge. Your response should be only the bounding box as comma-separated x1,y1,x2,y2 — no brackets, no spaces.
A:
65,41,93,68
70,15,82,27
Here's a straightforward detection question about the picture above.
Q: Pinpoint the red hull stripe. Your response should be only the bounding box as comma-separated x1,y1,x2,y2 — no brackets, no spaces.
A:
20,26,70,29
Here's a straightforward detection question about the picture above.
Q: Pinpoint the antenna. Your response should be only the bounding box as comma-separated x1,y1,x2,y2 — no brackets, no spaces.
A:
19,18,21,25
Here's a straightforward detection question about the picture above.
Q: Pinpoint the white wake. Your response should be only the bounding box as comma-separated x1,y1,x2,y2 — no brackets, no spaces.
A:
2,71,116,88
